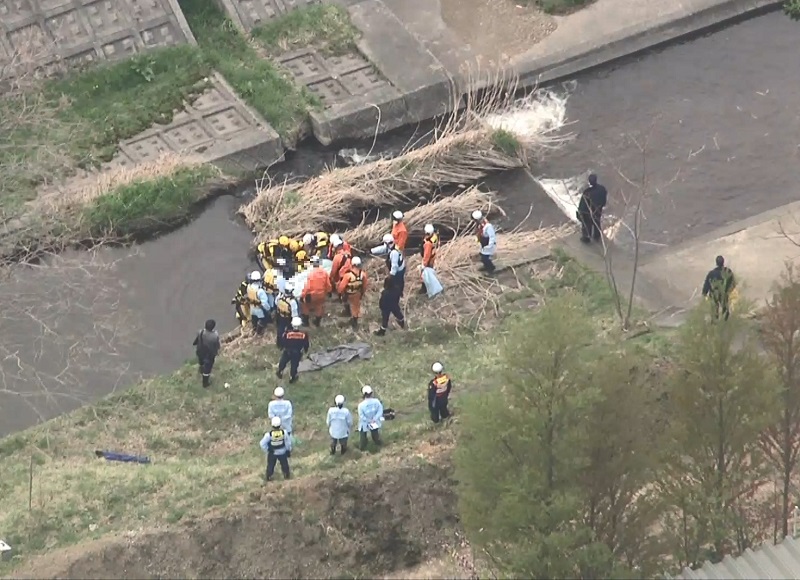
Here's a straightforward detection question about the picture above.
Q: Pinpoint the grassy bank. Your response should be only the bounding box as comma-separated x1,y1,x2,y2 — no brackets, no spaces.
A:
0,255,670,572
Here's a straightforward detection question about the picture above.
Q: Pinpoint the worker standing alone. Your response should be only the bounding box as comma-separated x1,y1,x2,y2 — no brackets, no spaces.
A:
391,210,408,252
428,362,453,423
375,275,405,336
702,255,736,321
358,385,384,451
472,210,496,273
337,256,368,329
301,256,332,327
275,282,300,347
277,317,309,383
192,319,220,388
268,386,294,439
260,416,292,482
577,173,608,244
327,394,353,455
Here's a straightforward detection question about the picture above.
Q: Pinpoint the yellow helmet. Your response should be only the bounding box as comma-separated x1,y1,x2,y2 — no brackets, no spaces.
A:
296,249,308,262
289,239,300,253
257,241,266,254
316,232,329,245
279,235,290,247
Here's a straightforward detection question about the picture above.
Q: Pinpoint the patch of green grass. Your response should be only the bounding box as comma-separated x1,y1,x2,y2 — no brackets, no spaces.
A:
81,165,220,238
179,0,317,136
490,128,521,157
252,3,360,55
786,0,800,19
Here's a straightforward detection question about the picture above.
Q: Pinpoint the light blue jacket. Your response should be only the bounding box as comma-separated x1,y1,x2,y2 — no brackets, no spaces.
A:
268,399,293,433
357,397,383,432
259,429,292,456
251,285,273,318
389,248,406,276
480,222,497,256
327,406,353,439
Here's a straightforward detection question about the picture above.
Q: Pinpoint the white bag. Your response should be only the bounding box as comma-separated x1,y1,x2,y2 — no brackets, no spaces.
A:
422,267,443,298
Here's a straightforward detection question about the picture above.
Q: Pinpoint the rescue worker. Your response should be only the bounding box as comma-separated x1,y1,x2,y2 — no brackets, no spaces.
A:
275,257,290,293
383,233,406,296
301,255,332,327
232,271,253,327
257,237,287,270
375,275,405,336
428,361,453,423
294,249,310,274
327,233,352,260
275,282,300,347
327,394,353,455
420,223,439,294
391,210,409,252
193,319,220,388
247,270,274,335
358,385,384,451
268,386,294,438
577,173,608,243
330,235,352,291
472,210,496,273
702,255,736,321
260,416,291,481
277,317,309,383
303,232,330,259
337,256,368,329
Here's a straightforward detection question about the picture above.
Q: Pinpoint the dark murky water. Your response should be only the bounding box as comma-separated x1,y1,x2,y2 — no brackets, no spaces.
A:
2,12,797,436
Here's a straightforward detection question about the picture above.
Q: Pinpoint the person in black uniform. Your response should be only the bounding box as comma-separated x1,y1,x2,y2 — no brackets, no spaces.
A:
702,255,736,320
577,173,608,243
277,316,310,383
193,319,220,388
374,276,406,336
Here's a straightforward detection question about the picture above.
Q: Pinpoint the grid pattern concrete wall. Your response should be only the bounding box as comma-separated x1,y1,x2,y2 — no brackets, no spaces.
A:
673,536,800,579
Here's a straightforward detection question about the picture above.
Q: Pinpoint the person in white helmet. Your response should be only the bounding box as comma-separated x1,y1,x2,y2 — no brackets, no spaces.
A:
259,415,292,481
337,255,368,329
391,210,408,251
246,270,273,335
275,281,300,347
327,233,350,261
383,232,406,295
277,316,309,383
326,394,353,455
419,223,443,297
268,386,294,437
472,210,496,273
357,385,384,451
428,361,453,423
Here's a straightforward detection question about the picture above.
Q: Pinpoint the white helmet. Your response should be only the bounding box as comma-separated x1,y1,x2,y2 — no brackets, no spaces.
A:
302,233,313,246
335,394,345,406
285,282,295,293
382,233,394,245
424,224,435,235
274,386,285,398
250,270,262,281
310,255,320,265
432,362,444,374
392,210,403,221
276,257,287,266
362,385,373,395
472,210,483,221
351,256,362,267
291,316,303,328
271,416,282,428
331,233,343,247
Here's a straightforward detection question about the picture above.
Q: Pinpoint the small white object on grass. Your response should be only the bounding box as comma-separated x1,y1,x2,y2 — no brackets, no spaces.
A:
0,540,12,562
224,382,231,389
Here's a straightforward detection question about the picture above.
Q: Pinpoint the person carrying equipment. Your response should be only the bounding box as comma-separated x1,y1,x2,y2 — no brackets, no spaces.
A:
260,416,292,481
472,210,496,273
330,236,353,290
327,394,353,455
358,385,384,451
383,233,406,296
193,319,220,388
420,224,443,297
277,317,309,383
247,270,274,335
428,361,453,423
232,271,253,327
391,210,409,252
275,282,300,347
301,255,332,327
337,256,368,329
268,386,293,438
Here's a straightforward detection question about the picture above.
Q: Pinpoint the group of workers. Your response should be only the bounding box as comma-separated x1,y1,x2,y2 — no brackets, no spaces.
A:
257,361,454,481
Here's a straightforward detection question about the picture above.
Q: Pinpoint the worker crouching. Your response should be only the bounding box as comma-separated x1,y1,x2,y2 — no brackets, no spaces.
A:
358,385,384,451
337,256,368,329
277,317,309,384
327,394,353,455
428,362,453,423
260,416,292,482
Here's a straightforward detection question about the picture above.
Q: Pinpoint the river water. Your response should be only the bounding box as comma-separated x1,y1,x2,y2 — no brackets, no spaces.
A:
1,12,797,437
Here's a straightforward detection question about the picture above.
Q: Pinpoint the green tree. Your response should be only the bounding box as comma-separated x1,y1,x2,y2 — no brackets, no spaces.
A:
760,263,800,539
455,294,610,578
785,0,800,20
580,350,667,576
660,305,778,566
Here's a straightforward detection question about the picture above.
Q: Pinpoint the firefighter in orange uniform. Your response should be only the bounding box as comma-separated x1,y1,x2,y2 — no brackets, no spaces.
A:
391,210,408,252
300,256,332,327
337,256,368,329
330,235,353,291
428,361,452,423
419,223,439,294
327,233,352,260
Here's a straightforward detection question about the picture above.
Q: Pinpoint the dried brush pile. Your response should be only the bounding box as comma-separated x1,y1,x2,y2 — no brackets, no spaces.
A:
241,81,572,244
